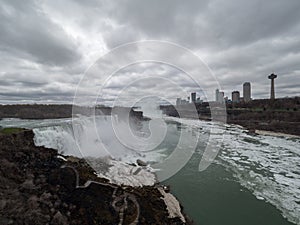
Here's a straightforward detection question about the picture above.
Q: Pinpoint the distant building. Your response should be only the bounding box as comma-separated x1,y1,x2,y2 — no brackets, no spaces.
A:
176,98,189,106
218,91,224,103
243,82,251,102
177,98,187,105
215,89,224,103
191,92,196,103
176,98,181,106
181,99,189,104
268,73,277,100
232,91,240,103
215,89,219,102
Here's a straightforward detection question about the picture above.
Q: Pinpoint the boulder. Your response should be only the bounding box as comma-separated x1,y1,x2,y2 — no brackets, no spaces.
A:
137,159,148,167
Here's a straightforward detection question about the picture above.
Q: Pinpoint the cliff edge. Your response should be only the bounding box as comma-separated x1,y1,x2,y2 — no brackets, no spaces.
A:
0,129,192,225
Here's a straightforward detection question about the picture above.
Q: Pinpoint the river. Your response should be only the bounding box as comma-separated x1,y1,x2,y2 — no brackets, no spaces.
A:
0,116,299,225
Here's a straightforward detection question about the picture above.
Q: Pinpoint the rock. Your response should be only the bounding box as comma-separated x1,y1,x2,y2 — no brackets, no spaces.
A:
52,211,68,225
247,128,256,134
0,218,14,224
40,192,52,201
28,195,39,209
23,210,51,225
54,199,61,208
163,185,171,193
20,179,36,190
137,159,148,167
49,168,76,191
0,159,21,180
0,199,7,210
35,175,47,185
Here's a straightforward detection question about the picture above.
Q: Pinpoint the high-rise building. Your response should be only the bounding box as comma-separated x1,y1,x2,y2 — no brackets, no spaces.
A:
218,91,224,103
215,89,219,102
215,89,224,103
191,92,196,103
176,98,181,106
232,91,240,103
243,82,251,102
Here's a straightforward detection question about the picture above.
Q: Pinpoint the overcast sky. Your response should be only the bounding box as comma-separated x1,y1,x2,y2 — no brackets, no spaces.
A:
0,0,299,105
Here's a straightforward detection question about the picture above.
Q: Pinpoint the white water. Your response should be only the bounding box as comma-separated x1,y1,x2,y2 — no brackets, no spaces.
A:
0,116,164,162
166,117,300,225
219,126,300,225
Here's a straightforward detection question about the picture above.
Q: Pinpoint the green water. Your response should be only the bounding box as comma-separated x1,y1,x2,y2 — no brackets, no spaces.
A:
163,155,294,225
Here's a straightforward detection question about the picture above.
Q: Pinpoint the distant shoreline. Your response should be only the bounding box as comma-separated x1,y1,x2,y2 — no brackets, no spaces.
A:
0,104,144,120
228,119,300,136
160,97,300,136
254,129,300,138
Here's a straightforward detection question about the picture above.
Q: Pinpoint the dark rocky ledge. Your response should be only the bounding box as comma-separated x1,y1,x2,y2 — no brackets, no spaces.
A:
0,129,193,225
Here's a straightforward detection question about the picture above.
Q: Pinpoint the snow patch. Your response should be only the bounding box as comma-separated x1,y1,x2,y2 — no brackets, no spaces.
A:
94,159,157,187
158,187,186,223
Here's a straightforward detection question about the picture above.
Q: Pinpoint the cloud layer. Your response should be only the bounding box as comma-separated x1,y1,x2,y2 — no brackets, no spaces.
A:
0,0,299,104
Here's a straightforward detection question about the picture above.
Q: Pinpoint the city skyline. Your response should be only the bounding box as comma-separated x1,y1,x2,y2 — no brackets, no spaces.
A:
176,73,289,104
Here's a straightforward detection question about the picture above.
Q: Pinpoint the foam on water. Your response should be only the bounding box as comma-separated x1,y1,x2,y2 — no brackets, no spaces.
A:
165,116,300,224
216,125,300,224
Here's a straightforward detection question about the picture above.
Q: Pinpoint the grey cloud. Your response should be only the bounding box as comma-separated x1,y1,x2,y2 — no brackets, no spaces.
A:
205,0,300,48
107,0,300,50
0,0,299,104
0,80,47,88
0,0,81,66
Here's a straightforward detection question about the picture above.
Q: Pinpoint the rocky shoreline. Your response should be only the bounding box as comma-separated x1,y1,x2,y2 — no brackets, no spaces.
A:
0,129,193,225
229,119,300,137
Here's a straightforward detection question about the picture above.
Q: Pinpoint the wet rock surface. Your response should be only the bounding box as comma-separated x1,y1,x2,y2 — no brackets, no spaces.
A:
0,130,192,225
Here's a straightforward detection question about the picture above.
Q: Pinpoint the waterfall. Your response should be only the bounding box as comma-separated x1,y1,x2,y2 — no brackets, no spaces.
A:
33,116,144,161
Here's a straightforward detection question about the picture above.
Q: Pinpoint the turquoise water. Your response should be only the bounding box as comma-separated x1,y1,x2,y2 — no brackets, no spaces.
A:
164,156,294,225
